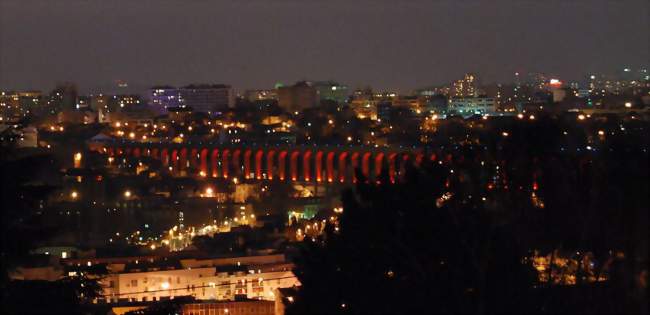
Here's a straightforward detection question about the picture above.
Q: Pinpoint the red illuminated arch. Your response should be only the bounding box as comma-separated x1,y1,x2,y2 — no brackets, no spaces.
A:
222,149,231,179
399,154,410,183
190,148,199,169
232,149,241,177
161,149,169,166
303,151,312,181
132,147,141,158
171,149,179,171
362,152,372,179
374,152,385,180
150,148,159,160
179,148,188,171
338,152,348,183
326,152,335,183
210,149,219,177
278,151,288,180
267,150,276,180
351,152,360,183
415,153,424,166
290,151,300,181
315,151,324,182
199,148,209,176
244,149,252,179
255,150,264,180
388,153,397,184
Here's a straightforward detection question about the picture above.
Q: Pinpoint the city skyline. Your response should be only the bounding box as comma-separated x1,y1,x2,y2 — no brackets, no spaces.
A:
1,0,648,94
0,2,648,314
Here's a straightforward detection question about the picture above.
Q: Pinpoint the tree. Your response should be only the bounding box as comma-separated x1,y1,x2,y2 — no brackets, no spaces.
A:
0,148,104,314
289,162,537,314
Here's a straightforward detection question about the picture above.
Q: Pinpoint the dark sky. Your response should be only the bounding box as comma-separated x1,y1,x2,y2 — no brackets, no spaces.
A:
0,0,648,94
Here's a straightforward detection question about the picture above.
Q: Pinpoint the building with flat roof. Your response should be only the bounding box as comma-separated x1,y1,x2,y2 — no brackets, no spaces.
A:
448,97,496,116
98,254,300,304
150,86,185,114
181,84,235,114
312,81,349,104
149,85,235,115
277,82,318,112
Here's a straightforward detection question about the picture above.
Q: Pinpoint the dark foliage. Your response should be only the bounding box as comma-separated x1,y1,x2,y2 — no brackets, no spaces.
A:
288,116,648,314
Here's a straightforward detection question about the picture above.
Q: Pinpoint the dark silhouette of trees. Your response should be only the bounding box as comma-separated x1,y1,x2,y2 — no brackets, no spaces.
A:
288,116,648,314
289,162,537,314
1,149,104,314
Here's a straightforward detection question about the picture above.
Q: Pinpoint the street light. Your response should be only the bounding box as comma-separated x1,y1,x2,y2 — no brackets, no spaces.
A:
73,152,82,168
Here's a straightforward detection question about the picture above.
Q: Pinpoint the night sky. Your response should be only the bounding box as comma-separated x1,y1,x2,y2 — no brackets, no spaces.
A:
0,0,648,94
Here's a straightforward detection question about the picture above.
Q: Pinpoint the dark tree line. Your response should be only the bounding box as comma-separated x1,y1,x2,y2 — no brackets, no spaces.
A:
288,116,648,314
1,149,104,314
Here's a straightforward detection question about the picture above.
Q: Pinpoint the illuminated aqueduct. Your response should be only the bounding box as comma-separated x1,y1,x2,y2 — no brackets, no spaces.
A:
99,142,456,184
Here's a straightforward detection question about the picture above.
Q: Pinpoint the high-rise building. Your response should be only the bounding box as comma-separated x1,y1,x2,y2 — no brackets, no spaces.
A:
180,84,235,113
312,81,349,104
76,96,91,110
109,94,143,111
452,73,478,98
149,86,185,114
277,81,318,112
0,91,20,120
47,83,78,113
526,72,549,92
377,102,393,122
149,84,234,114
510,72,534,105
0,91,45,119
18,91,43,115
90,94,110,112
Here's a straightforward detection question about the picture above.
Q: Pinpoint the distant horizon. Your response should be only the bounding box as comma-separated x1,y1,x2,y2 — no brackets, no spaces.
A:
1,65,648,96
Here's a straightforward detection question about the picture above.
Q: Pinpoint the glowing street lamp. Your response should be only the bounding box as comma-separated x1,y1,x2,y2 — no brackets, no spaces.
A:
73,152,82,168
